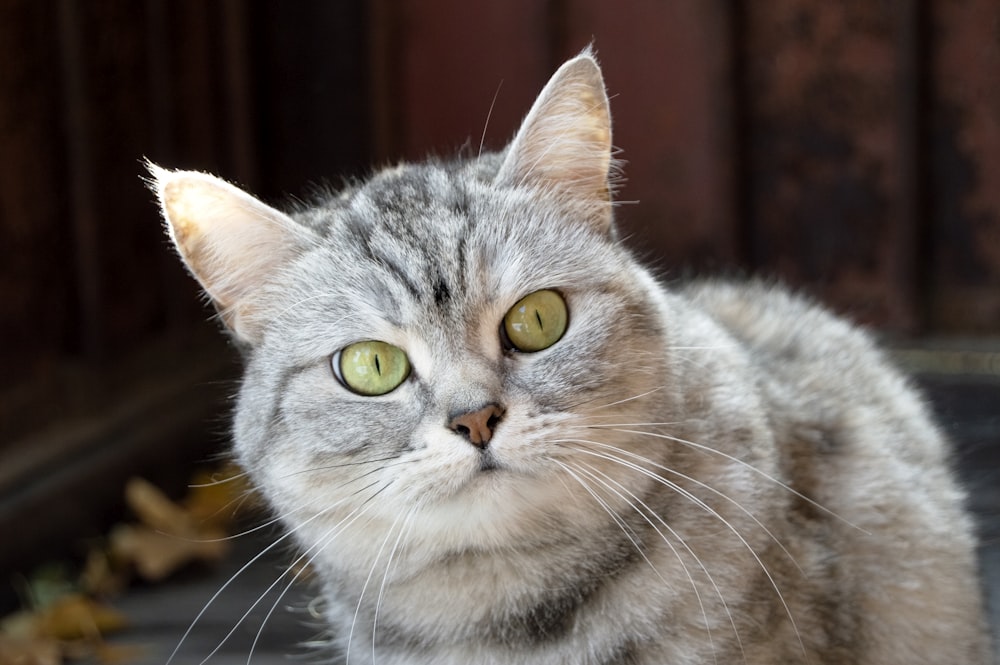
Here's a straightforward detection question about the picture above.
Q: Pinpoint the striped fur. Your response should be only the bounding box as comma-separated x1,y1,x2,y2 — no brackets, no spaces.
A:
152,50,991,664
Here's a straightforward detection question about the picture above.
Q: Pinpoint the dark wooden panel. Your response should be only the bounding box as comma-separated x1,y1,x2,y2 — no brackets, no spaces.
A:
67,0,164,356
561,0,738,271
0,335,237,606
741,0,918,330
0,0,258,565
0,0,75,386
246,1,371,201
372,0,552,162
927,0,1000,332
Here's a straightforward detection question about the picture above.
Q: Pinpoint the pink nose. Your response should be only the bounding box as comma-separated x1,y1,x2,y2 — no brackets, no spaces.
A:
448,403,505,449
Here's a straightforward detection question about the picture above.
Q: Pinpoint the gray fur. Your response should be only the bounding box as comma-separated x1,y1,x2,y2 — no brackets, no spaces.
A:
151,50,991,664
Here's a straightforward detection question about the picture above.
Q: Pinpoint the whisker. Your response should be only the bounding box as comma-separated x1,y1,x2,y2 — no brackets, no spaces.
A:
164,506,327,665
245,485,393,665
165,478,385,665
577,387,665,413
581,424,866,534
372,505,420,663
558,439,806,660
346,507,410,664
571,457,747,665
568,437,804,576
478,79,504,158
277,454,407,480
212,481,393,665
552,460,658,581
187,468,253,488
562,460,722,665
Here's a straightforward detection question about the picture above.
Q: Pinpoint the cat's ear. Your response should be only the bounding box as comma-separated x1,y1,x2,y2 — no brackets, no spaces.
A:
495,49,614,232
147,162,313,343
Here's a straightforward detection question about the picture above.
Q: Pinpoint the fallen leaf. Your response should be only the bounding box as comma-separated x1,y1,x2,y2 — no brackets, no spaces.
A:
31,594,126,641
0,635,60,665
78,549,127,598
111,476,231,581
183,463,259,528
109,524,227,583
0,594,127,665
124,477,197,536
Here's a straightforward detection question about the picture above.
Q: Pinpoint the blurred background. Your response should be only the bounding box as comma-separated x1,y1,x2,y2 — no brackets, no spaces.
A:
1,0,998,645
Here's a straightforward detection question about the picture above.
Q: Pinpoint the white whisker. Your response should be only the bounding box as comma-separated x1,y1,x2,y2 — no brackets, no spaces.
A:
346,507,409,665
577,387,665,413
581,423,865,534
372,506,420,663
562,459,723,665
203,484,390,665
557,438,807,660
246,485,393,665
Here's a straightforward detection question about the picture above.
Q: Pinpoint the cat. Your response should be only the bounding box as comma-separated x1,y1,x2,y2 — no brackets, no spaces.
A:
149,49,991,664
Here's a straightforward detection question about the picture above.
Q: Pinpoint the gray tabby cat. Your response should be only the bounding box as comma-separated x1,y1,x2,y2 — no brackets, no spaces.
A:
150,50,991,664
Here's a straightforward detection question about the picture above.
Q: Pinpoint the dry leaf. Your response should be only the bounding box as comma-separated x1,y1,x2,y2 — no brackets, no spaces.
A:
79,549,127,598
183,463,258,527
124,478,197,536
30,595,126,641
111,476,231,581
3,466,243,665
0,635,61,665
109,524,227,583
0,595,127,665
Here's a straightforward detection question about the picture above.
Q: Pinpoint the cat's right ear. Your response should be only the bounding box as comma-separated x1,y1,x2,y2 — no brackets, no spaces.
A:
146,162,312,344
494,49,615,234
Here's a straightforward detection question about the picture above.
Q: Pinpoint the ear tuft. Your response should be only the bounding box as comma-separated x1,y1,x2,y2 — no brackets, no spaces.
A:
495,50,615,230
146,161,312,343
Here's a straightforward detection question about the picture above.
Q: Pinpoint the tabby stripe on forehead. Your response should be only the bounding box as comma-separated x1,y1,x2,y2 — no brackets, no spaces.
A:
355,232,422,300
433,275,451,306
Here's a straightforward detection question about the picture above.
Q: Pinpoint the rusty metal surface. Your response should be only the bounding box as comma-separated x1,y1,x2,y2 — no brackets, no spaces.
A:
561,0,738,272
742,0,918,330
377,0,552,162
0,0,75,383
928,0,1000,332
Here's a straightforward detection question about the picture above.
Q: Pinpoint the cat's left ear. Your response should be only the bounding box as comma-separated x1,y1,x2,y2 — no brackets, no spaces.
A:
495,49,614,233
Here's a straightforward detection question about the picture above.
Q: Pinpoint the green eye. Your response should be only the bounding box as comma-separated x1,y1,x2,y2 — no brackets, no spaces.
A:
333,341,411,396
503,289,568,352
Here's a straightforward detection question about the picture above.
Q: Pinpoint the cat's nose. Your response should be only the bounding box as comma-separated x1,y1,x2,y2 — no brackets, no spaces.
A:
448,403,505,449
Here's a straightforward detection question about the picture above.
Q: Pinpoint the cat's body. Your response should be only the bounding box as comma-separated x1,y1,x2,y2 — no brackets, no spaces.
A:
151,50,990,664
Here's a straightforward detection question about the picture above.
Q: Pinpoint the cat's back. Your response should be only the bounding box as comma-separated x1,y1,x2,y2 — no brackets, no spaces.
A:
682,280,942,464
682,280,992,663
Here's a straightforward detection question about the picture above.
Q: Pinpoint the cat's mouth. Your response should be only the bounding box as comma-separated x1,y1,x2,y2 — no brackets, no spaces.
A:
477,452,503,473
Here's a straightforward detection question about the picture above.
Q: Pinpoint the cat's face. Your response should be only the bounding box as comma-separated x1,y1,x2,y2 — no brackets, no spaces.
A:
151,52,676,561
238,168,672,555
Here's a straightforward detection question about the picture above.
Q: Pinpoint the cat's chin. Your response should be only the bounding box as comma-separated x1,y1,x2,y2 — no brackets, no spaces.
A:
476,451,502,473
411,466,595,545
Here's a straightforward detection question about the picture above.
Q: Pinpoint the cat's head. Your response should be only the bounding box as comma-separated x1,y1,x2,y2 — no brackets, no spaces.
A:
150,51,678,555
